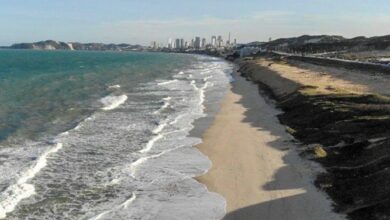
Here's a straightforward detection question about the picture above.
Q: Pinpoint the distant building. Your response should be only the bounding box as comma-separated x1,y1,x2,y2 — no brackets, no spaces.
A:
201,38,206,48
211,36,217,47
234,38,237,45
226,32,231,46
190,39,194,48
180,39,184,49
194,37,201,49
185,41,188,48
175,39,181,49
217,36,223,48
151,41,157,49
168,38,173,49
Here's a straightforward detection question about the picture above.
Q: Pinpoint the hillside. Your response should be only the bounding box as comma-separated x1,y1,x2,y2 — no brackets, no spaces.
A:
6,40,144,51
251,35,390,54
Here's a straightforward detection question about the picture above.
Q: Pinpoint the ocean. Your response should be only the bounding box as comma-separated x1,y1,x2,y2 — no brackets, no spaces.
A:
0,50,233,219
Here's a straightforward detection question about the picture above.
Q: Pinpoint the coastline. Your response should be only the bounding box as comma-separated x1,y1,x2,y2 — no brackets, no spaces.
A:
0,52,231,219
221,55,390,219
195,68,344,219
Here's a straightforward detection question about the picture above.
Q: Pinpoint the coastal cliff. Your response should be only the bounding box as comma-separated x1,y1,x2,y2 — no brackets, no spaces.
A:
238,56,390,220
6,40,144,51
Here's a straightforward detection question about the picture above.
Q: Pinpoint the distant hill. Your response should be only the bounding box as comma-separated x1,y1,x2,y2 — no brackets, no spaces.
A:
249,35,390,53
245,41,266,47
6,40,145,51
267,35,345,46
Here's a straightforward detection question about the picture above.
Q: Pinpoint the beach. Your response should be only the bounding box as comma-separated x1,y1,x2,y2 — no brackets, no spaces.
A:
1,48,389,219
196,69,344,220
0,52,231,219
202,55,390,219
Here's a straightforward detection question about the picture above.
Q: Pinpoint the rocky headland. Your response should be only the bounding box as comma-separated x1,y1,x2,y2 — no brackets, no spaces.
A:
2,40,144,51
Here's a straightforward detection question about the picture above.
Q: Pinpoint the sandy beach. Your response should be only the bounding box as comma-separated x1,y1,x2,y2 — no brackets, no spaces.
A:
196,70,344,220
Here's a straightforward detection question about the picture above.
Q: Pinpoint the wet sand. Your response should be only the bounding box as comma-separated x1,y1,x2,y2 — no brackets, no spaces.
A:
195,71,344,220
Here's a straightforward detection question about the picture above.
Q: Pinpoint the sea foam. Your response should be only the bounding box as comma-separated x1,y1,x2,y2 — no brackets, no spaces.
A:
0,143,63,219
157,79,178,86
2,55,233,220
108,84,121,89
100,95,128,111
153,96,172,115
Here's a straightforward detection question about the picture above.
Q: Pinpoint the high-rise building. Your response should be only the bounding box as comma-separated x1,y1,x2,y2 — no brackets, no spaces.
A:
168,38,173,49
175,39,180,49
194,37,201,49
234,38,237,45
180,39,184,49
227,32,231,46
185,41,188,48
201,38,206,48
217,35,223,48
151,41,157,49
211,36,217,47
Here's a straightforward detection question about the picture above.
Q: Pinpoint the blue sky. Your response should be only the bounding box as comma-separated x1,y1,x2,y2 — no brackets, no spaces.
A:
1,0,390,45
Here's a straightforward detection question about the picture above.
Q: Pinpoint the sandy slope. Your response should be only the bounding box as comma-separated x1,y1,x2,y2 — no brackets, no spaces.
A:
289,60,390,95
255,58,390,95
196,72,344,220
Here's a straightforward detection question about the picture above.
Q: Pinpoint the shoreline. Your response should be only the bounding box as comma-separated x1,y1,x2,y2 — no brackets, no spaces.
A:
0,53,230,219
195,68,344,219
233,56,390,219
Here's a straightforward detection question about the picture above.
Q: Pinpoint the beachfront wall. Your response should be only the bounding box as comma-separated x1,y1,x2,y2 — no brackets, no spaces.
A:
286,55,390,75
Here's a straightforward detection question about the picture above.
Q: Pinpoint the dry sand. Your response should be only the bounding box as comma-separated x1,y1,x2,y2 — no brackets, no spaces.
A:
289,60,390,95
196,72,345,220
254,59,390,95
253,59,369,94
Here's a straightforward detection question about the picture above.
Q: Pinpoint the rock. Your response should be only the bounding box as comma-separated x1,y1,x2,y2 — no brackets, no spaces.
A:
313,145,327,158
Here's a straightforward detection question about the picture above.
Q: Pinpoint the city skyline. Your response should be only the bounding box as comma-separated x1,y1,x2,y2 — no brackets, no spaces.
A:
151,33,237,50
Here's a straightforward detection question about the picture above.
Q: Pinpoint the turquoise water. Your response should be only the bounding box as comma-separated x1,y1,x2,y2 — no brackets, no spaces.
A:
0,50,191,142
0,50,232,219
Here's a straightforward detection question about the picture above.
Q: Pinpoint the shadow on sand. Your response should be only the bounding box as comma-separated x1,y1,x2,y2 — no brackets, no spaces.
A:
223,194,309,220
221,73,340,220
